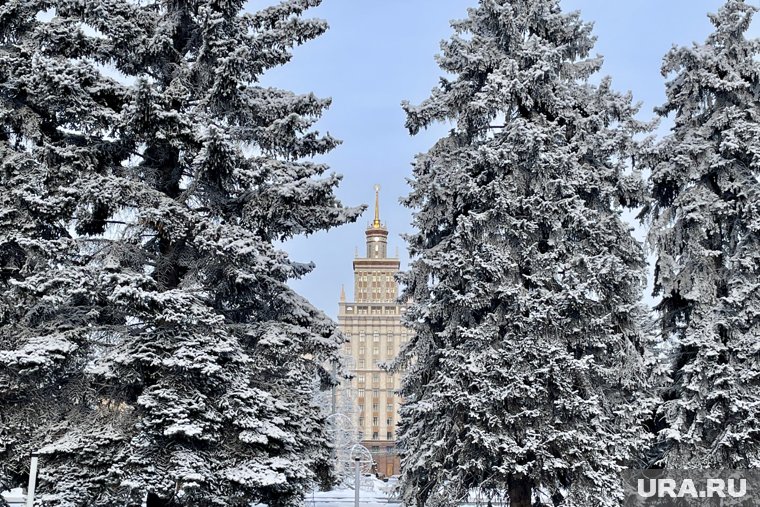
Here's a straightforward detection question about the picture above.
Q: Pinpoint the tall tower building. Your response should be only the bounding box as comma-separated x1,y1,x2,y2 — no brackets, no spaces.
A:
337,185,408,477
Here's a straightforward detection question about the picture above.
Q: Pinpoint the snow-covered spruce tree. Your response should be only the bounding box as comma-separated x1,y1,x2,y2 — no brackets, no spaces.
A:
646,0,760,469
0,1,361,505
393,1,653,505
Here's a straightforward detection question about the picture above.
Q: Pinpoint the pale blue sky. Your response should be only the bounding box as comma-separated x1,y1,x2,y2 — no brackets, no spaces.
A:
260,0,760,319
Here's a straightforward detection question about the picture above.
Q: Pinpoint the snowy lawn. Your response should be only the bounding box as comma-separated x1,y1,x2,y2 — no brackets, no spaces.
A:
305,477,399,506
1,488,25,506
305,488,398,506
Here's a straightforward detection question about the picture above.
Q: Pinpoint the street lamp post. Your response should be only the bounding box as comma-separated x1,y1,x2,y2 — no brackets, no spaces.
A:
25,454,39,507
354,457,361,507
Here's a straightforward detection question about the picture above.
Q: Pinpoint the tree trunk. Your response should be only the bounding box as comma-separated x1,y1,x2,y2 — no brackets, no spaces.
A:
508,475,532,507
146,492,176,507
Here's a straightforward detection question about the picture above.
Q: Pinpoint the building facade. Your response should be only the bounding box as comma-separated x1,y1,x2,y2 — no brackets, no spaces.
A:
337,186,408,477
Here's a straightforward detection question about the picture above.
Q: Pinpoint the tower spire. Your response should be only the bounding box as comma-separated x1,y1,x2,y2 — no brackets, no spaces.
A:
365,185,388,258
372,184,382,229
340,284,346,302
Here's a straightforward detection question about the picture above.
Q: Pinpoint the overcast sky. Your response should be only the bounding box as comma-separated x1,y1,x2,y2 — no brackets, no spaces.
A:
258,0,760,319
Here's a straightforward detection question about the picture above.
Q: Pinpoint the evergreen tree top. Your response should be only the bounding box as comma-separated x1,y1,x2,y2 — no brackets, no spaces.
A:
403,0,611,138
657,0,759,123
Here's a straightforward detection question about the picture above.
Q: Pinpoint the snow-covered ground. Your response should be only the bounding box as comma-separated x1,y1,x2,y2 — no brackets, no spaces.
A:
3,479,401,507
305,489,397,506
305,476,400,506
4,483,503,506
1,488,25,506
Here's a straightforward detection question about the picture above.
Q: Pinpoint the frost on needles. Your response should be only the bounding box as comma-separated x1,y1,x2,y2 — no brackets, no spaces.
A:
392,0,653,505
646,0,760,469
0,1,361,506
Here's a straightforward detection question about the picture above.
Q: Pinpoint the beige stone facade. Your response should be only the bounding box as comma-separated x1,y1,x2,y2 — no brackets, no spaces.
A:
337,187,408,477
